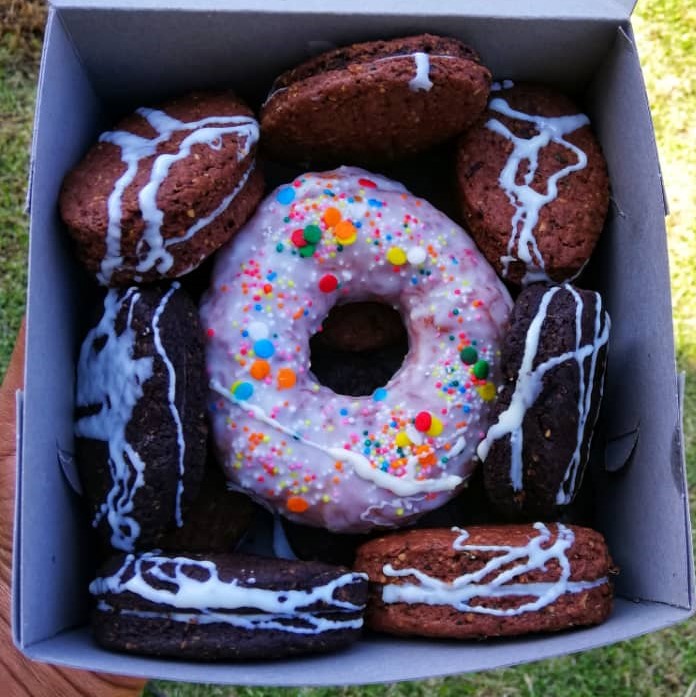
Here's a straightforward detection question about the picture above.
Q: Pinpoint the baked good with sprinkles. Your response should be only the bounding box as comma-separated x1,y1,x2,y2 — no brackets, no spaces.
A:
354,523,614,639
478,283,610,519
75,283,208,552
89,551,368,660
261,34,491,165
201,166,512,533
456,82,610,285
60,91,264,287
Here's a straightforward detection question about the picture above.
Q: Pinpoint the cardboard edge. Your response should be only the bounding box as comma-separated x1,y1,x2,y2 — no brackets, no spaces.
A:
49,0,632,21
619,23,670,216
11,389,24,649
677,371,695,610
17,600,695,686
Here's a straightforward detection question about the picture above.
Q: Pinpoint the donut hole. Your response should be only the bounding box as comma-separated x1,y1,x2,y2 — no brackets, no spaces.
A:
309,301,409,396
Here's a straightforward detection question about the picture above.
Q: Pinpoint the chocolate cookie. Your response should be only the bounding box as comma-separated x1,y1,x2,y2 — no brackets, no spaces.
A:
261,34,491,165
90,552,368,660
456,83,610,285
158,462,257,553
478,283,610,518
75,284,208,552
60,91,263,286
354,523,614,639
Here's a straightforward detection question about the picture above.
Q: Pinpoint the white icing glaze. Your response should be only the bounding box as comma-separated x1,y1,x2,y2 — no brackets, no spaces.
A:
381,522,608,615
99,108,259,284
76,286,190,548
75,289,153,550
90,553,367,635
151,283,186,526
96,601,364,634
476,285,610,503
201,167,512,532
486,96,590,283
409,52,434,92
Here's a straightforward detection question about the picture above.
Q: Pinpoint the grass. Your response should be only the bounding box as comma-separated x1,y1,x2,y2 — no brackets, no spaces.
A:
1,0,695,695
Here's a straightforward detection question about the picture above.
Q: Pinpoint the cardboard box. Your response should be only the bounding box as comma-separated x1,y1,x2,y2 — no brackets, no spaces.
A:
13,0,694,685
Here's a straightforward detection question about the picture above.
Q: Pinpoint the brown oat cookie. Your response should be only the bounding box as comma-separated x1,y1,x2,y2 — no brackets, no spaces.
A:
60,91,263,286
478,283,610,519
354,524,614,639
261,34,491,165
75,284,208,553
90,552,368,660
456,83,609,285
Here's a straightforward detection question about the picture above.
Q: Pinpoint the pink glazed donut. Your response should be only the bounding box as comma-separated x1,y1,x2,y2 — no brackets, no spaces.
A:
201,167,512,532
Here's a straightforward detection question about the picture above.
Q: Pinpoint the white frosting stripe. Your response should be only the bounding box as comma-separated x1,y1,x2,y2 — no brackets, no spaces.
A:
409,52,433,92
486,97,590,283
91,553,367,635
75,289,153,550
99,108,259,283
97,601,364,635
210,379,463,496
476,285,609,502
381,523,608,616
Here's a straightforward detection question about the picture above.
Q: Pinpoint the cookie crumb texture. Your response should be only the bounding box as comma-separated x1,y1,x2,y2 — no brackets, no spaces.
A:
261,34,491,165
480,283,610,519
456,83,609,285
75,284,208,553
60,91,263,286
90,552,368,660
354,524,614,638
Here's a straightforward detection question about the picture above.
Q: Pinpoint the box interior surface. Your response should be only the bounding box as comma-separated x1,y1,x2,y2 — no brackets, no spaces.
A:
15,2,693,684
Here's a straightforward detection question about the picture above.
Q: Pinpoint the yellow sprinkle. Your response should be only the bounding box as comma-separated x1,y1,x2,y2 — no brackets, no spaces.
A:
395,431,411,448
396,507,405,516
386,247,407,266
427,417,444,437
477,382,496,402
322,494,331,503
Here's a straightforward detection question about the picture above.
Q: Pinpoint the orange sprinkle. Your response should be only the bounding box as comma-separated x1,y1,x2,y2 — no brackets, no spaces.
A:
323,206,341,227
286,496,309,513
334,220,357,241
334,462,343,471
332,476,341,485
292,308,304,320
277,367,297,390
250,359,271,380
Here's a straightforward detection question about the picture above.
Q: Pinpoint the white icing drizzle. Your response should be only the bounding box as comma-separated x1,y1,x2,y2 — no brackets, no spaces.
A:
90,553,367,635
490,79,514,92
476,285,610,500
486,98,590,282
210,379,463,496
151,283,186,526
75,289,153,550
409,52,433,92
381,522,608,615
99,108,259,284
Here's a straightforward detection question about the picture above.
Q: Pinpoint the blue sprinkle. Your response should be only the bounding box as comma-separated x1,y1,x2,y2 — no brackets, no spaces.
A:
241,330,249,337
267,271,277,281
411,276,418,285
386,234,392,241
381,462,389,471
372,387,388,402
463,404,471,413
363,448,371,455
348,197,354,203
233,382,254,400
355,221,362,228
254,339,275,358
340,408,349,416
324,188,335,196
368,198,383,208
276,187,295,205
254,303,262,311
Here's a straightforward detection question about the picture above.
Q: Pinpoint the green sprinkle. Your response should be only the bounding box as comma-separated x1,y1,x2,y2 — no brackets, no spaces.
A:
299,244,316,257
303,224,322,244
460,346,478,364
473,360,489,379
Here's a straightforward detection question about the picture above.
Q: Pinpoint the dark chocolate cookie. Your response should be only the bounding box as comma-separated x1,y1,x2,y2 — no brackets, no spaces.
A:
75,284,208,552
354,523,614,639
60,91,263,286
478,283,610,518
261,34,491,165
456,83,609,285
90,552,368,660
